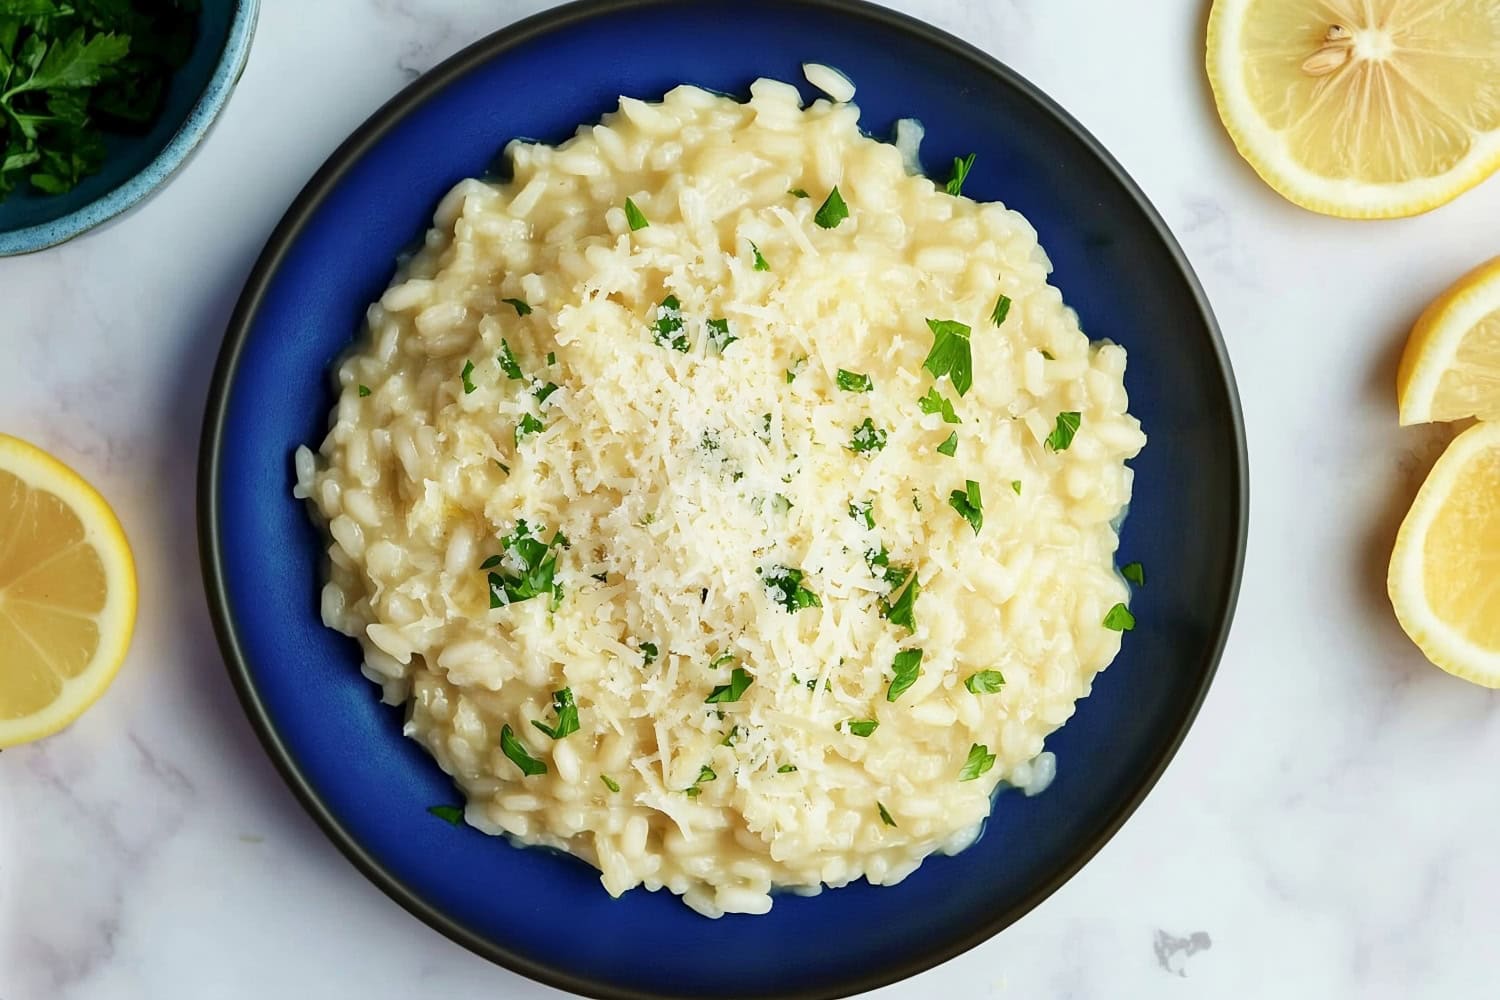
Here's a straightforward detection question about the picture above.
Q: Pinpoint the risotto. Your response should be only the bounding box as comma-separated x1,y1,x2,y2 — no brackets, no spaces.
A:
293,68,1145,917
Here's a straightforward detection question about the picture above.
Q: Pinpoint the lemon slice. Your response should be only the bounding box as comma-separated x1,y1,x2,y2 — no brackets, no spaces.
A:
1207,0,1500,218
1397,256,1500,425
1388,422,1500,686
0,434,136,747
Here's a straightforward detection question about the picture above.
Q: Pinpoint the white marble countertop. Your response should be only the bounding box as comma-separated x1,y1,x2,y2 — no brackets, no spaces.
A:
4,1,1499,997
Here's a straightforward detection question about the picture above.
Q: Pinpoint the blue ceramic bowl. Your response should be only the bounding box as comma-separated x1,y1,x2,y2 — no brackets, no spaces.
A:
0,0,259,256
200,2,1247,997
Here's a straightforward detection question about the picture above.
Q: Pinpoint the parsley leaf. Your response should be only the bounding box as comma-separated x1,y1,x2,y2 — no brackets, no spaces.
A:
503,297,532,316
460,360,477,394
789,188,810,198
849,418,887,454
887,648,923,702
499,724,548,777
487,520,566,607
707,317,737,353
958,743,995,781
1046,412,1081,452
547,352,556,365
357,384,371,397
923,319,973,396
936,431,958,457
749,240,770,271
877,801,898,827
918,386,961,424
786,357,806,383
881,567,919,631
427,804,464,826
845,719,879,738
777,763,798,773
530,688,580,740
1011,480,1022,495
624,197,649,230
948,479,983,534
1103,603,1136,631
705,666,754,703
534,382,560,405
849,499,875,530
990,294,1012,326
639,641,659,665
762,565,821,612
515,413,544,445
814,186,848,229
837,369,873,392
1121,562,1146,587
945,153,976,196
652,294,688,352
601,774,620,793
498,341,524,380
965,670,1005,694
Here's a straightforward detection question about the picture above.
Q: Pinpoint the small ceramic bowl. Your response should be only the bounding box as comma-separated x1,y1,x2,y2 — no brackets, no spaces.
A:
0,0,259,256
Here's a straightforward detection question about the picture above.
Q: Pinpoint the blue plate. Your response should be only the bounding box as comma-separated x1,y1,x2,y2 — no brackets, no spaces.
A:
0,0,259,256
200,2,1247,997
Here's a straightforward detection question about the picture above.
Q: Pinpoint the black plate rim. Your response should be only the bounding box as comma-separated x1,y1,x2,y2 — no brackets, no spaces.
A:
198,1,1249,997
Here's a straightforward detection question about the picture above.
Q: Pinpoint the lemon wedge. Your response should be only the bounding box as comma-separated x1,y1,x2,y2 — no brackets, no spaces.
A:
1397,256,1500,425
1389,422,1500,686
0,434,136,747
1206,0,1500,218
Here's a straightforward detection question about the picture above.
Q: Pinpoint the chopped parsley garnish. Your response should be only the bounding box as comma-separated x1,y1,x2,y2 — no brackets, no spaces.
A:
965,670,1006,694
530,688,580,740
789,188,809,198
689,764,717,795
814,186,848,229
546,351,556,365
762,565,821,611
460,360,477,394
711,651,737,669
1040,350,1055,361
1121,562,1146,587
777,763,798,773
534,382,560,405
652,294,688,352
865,545,890,575
881,567,919,631
1011,480,1022,495
357,384,371,397
503,297,532,316
944,153,976,196
837,369,873,393
991,294,1012,326
487,520,566,607
849,499,875,530
887,648,923,702
750,240,770,271
771,493,794,515
707,317,737,352
877,802,898,827
1046,411,1081,452
845,719,879,738
480,555,502,569
948,480,983,535
786,357,806,383
849,418,887,454
640,641,659,665
937,431,958,457
624,197,649,231
499,724,548,776
515,413,545,445
600,775,620,793
427,804,464,826
721,725,742,747
958,742,995,782
1103,603,1136,631
705,666,754,703
499,341,524,380
494,460,510,474
918,386,961,424
923,319,973,397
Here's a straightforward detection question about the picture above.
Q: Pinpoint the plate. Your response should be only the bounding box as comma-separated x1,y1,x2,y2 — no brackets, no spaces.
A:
199,1,1247,997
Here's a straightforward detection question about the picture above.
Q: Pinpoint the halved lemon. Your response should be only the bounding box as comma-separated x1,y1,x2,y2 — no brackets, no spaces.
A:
1388,421,1500,686
1207,0,1500,218
1397,255,1500,425
0,434,136,747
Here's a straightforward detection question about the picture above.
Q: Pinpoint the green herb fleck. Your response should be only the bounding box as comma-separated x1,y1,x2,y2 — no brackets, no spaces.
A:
530,688,580,740
881,568,919,631
427,804,464,826
845,719,879,738
849,418,887,454
499,724,548,776
777,763,798,773
1041,350,1055,361
357,384,371,397
503,297,532,316
877,801,898,827
849,499,875,530
624,197,649,231
750,240,770,271
923,319,973,397
534,382,560,405
487,520,566,607
965,670,1006,694
1011,480,1022,495
515,413,545,445
601,774,620,793
887,648,923,702
705,666,754,703
789,188,809,198
460,360,477,394
640,641,659,665
762,565,821,612
707,317,737,353
814,186,849,229
948,479,983,535
1103,603,1136,631
547,351,556,365
837,369,873,393
499,341,524,380
945,153,976,196
918,386,961,424
958,742,995,782
480,555,502,569
786,357,806,383
991,294,1012,326
936,431,958,457
1046,412,1081,452
1121,562,1146,587
652,294,688,352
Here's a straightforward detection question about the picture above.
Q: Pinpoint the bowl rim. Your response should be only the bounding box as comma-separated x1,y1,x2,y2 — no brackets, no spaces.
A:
198,1,1249,996
0,0,261,257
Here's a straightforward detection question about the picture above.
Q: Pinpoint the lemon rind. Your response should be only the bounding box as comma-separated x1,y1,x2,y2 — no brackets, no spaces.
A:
1397,256,1500,426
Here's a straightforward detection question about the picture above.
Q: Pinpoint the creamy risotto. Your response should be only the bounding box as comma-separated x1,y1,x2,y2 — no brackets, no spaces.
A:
294,68,1145,917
